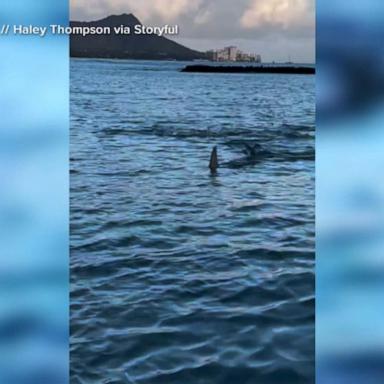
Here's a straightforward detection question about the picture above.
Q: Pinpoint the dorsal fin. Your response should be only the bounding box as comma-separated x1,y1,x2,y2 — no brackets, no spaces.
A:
243,142,261,157
243,143,256,157
209,146,218,173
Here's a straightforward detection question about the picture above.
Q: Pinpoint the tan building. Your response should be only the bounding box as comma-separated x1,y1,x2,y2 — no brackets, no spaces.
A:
207,46,261,63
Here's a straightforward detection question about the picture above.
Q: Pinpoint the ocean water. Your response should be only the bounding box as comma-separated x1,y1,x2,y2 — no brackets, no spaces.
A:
70,59,315,384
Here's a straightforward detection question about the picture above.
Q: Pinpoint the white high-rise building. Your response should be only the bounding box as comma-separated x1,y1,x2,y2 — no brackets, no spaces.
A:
206,46,261,63
227,46,238,61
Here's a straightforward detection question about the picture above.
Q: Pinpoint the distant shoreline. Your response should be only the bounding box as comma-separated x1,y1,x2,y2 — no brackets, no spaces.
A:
181,65,315,75
70,57,315,67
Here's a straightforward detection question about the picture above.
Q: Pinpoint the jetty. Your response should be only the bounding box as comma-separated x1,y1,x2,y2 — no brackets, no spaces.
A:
181,65,315,75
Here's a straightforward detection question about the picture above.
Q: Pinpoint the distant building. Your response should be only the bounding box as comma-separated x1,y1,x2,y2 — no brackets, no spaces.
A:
228,46,237,61
206,50,217,61
217,49,228,61
206,46,261,63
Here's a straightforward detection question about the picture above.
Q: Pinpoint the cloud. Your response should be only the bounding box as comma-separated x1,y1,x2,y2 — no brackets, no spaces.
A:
129,0,203,21
71,0,203,21
194,9,212,25
71,0,314,31
241,0,314,30
70,0,315,62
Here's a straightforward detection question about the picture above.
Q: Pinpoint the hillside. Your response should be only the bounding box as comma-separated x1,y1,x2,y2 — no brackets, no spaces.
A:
70,13,206,61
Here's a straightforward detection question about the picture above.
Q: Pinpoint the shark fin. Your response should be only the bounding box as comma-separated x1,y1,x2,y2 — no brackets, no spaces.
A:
209,146,218,173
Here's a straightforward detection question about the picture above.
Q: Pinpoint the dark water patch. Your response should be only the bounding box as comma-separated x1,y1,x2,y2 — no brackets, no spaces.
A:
72,235,142,252
182,64,315,75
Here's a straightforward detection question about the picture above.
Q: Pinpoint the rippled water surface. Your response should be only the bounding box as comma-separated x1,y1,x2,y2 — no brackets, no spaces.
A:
70,59,315,384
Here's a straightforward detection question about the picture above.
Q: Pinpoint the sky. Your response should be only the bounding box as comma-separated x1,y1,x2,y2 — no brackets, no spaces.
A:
70,0,315,63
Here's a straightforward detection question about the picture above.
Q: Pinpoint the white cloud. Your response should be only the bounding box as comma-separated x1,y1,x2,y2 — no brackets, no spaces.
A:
241,0,314,30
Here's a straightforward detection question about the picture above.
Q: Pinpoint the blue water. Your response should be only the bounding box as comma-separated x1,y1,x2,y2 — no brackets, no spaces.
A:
70,59,315,384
